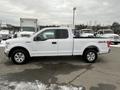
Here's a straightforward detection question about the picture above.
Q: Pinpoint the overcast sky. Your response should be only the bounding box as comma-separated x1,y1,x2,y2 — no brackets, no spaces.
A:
0,0,120,26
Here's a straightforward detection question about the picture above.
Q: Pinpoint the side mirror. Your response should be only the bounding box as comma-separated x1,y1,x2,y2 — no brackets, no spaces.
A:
34,36,40,41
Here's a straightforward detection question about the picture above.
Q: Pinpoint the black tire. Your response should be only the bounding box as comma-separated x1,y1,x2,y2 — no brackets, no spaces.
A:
11,49,29,64
83,50,97,63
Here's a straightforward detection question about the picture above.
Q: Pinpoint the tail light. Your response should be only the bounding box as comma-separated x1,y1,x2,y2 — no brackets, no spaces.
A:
107,41,112,48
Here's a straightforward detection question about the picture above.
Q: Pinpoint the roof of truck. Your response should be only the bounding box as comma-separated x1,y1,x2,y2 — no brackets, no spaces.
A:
42,27,71,30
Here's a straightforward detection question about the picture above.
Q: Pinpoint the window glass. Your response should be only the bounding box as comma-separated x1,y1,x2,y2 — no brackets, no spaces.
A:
36,29,68,40
56,29,68,39
37,29,55,40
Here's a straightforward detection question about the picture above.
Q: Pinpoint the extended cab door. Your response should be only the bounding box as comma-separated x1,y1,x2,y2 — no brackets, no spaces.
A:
56,29,73,56
31,29,58,56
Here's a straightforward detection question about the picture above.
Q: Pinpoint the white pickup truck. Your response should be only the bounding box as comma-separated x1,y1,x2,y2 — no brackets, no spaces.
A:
4,27,111,64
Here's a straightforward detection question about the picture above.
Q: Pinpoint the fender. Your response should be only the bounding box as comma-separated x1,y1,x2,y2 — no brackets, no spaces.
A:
81,42,101,55
8,43,31,57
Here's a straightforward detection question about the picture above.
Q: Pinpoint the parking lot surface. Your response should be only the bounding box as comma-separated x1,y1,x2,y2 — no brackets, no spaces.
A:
0,47,120,90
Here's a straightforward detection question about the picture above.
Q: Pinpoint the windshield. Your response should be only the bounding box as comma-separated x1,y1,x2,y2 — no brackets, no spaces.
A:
22,27,35,32
104,30,113,34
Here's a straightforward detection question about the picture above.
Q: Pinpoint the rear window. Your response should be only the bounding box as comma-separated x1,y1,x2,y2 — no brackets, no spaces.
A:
56,29,68,39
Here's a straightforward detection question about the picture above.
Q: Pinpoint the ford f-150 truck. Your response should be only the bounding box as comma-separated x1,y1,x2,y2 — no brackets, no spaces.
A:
4,27,111,64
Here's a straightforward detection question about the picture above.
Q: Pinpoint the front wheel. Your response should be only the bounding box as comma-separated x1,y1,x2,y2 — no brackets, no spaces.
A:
83,50,97,63
11,49,29,64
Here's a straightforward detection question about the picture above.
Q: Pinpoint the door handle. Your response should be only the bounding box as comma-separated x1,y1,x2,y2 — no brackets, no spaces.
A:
52,42,57,44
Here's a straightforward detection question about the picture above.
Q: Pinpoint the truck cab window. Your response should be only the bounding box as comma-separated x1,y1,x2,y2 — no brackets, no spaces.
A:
36,29,68,41
56,29,68,39
37,29,56,40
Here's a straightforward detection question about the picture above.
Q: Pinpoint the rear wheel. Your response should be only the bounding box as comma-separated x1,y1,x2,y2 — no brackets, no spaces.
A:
83,50,97,63
11,49,29,64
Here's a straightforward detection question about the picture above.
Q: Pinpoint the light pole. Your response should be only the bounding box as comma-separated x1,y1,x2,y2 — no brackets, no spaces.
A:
73,7,76,29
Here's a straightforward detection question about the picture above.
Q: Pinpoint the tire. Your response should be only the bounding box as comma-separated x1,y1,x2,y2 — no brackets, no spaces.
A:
83,50,97,63
11,49,29,64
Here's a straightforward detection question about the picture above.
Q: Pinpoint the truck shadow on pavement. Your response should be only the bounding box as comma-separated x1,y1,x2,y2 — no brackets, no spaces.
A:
1,62,94,84
4,55,108,66
4,56,85,65
30,56,85,63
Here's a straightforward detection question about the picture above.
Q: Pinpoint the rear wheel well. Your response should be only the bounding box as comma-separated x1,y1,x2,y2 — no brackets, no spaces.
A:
83,46,99,55
9,47,30,57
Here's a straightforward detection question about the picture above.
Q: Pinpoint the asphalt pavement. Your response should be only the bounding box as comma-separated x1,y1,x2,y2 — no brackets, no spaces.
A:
0,47,120,90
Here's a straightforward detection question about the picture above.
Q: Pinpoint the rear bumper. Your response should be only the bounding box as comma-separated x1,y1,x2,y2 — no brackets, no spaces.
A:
99,48,111,54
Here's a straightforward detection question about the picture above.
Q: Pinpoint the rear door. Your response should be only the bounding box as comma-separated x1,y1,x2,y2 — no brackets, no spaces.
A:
56,29,73,56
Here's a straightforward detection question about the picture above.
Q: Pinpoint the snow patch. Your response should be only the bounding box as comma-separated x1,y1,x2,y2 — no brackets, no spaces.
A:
0,80,84,90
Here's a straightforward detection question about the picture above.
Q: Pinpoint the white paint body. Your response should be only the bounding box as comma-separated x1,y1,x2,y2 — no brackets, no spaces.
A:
5,27,110,57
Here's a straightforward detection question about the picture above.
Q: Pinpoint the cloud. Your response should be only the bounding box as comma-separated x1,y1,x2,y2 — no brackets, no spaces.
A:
0,0,120,25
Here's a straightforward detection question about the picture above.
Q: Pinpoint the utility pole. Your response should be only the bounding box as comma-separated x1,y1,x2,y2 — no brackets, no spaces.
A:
73,7,76,29
0,20,2,30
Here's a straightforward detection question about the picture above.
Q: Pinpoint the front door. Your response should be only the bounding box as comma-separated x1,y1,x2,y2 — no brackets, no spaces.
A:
31,29,58,56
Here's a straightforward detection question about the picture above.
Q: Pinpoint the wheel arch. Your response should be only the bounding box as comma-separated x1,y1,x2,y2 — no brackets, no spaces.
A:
83,45,99,55
8,46,30,57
